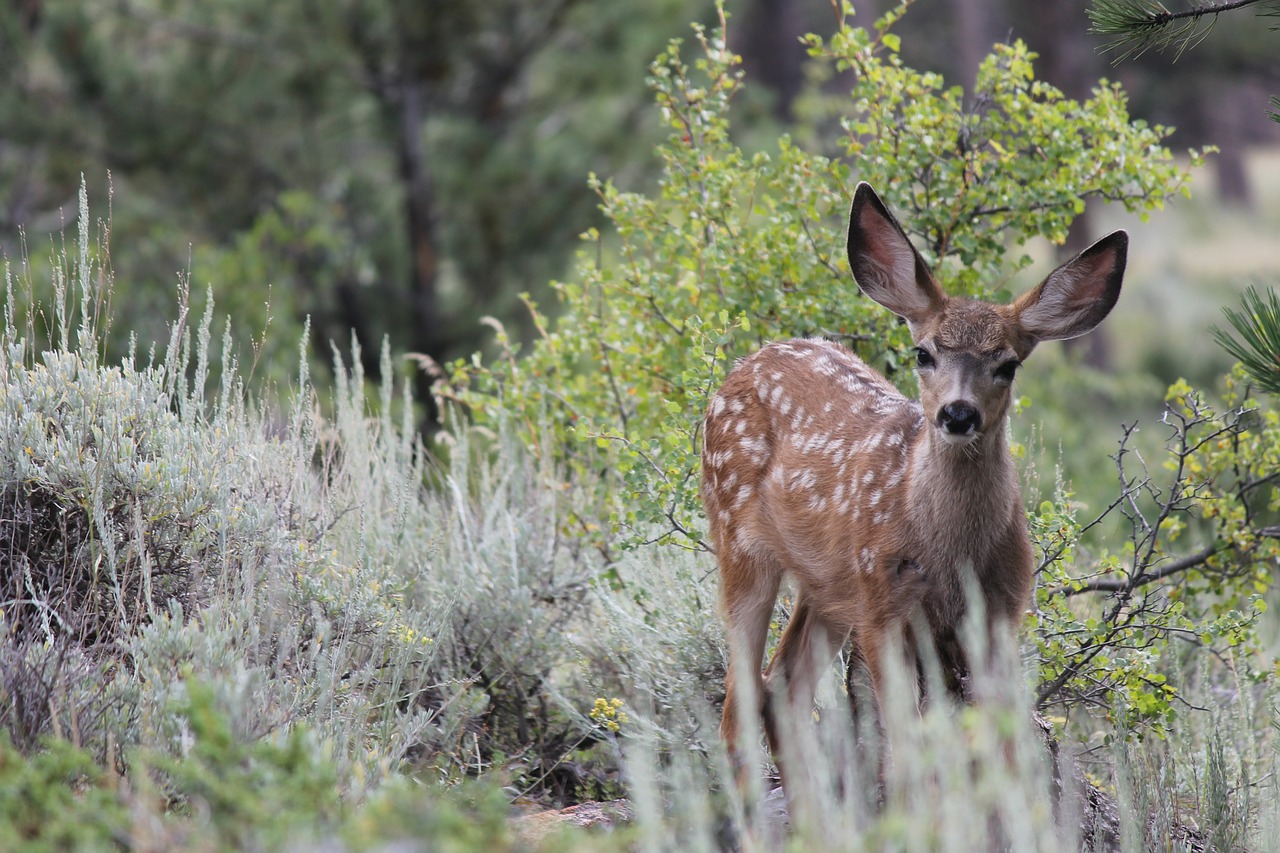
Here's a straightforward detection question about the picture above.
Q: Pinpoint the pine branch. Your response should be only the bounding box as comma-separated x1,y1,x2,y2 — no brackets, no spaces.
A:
1088,0,1277,62
1213,286,1280,394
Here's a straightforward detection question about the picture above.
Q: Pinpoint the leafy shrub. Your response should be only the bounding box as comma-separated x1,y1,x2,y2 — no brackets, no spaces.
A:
1032,369,1278,731
0,730,129,851
0,684,517,852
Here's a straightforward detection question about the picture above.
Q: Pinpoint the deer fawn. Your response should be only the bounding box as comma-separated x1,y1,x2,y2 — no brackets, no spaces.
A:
702,182,1127,765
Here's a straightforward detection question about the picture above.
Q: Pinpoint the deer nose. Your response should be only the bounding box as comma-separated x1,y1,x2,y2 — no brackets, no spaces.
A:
938,401,981,435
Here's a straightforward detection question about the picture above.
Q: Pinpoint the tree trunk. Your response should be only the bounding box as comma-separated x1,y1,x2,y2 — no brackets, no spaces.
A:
394,77,443,362
1017,6,1112,368
737,0,807,121
1208,81,1254,208
946,0,997,89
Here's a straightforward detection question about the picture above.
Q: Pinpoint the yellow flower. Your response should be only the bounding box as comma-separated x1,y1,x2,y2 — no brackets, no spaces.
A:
589,697,626,733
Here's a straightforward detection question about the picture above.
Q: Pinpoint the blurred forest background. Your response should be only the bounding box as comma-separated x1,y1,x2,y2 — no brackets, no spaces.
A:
3,0,1277,399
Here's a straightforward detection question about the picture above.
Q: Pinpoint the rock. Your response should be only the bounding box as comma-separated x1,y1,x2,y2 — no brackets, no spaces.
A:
514,799,633,845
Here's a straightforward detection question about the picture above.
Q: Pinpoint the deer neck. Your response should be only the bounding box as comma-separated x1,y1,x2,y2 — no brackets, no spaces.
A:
907,420,1019,560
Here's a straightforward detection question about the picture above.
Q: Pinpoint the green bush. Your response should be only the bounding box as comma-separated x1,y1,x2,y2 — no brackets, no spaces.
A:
0,686,519,852
1031,370,1278,731
0,731,128,851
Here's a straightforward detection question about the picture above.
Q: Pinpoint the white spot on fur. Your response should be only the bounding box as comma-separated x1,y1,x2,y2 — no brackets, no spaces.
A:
739,435,768,466
802,433,830,454
883,465,905,490
838,375,863,395
789,469,818,491
710,395,726,417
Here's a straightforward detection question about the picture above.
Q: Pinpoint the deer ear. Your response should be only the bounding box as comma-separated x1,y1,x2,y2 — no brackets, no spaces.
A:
847,183,943,326
1013,231,1128,343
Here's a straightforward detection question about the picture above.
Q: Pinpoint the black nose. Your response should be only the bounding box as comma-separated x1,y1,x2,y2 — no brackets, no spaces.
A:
938,402,981,435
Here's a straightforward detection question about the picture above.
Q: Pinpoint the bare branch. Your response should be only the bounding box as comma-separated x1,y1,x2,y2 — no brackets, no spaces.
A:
1046,544,1218,598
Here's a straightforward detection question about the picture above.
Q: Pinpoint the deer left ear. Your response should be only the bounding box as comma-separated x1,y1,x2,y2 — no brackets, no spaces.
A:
1013,230,1128,344
846,182,944,327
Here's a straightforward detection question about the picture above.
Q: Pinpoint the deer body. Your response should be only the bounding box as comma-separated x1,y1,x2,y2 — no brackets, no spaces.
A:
704,183,1128,761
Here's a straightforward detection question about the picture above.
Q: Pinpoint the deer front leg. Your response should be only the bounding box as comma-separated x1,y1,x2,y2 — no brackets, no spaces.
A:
845,556,931,719
933,628,972,701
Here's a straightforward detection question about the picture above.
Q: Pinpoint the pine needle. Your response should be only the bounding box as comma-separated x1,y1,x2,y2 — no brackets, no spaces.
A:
1213,286,1280,394
1088,0,1275,63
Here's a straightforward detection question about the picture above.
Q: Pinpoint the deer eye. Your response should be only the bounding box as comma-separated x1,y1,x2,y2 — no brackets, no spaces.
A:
914,347,935,369
994,359,1021,383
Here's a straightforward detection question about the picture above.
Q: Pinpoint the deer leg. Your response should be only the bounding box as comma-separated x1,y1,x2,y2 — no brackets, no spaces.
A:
761,592,844,755
719,550,782,773
934,627,972,701
758,591,847,815
844,635,877,728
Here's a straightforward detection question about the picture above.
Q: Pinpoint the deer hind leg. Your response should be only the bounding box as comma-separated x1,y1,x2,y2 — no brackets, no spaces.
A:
719,548,783,772
761,591,845,756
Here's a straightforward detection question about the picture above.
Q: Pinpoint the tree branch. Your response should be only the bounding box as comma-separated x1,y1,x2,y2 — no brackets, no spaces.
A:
1045,544,1218,598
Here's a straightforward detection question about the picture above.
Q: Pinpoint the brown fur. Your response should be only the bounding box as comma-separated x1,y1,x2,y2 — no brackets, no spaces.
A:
703,182,1128,770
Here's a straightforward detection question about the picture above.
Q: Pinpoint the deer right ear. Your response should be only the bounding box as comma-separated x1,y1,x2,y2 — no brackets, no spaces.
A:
847,182,943,326
1012,230,1128,344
